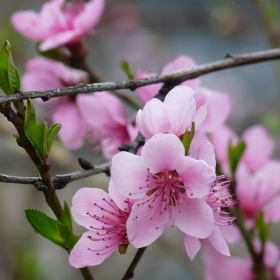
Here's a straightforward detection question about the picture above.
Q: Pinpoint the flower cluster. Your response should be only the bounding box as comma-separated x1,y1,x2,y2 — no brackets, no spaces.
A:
69,85,236,266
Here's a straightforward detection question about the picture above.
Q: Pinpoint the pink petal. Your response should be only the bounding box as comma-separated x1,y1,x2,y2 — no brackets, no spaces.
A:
136,99,171,139
111,152,147,199
22,71,62,91
195,88,231,133
242,125,274,171
264,196,280,222
161,55,200,90
135,70,162,103
108,179,137,211
52,102,87,149
220,224,241,244
141,134,185,173
184,235,201,260
164,86,196,136
126,202,168,247
77,93,127,135
11,11,46,41
174,198,214,238
211,125,238,165
191,104,207,131
69,231,116,267
74,0,105,33
190,140,216,169
177,157,215,198
40,30,82,51
71,188,117,230
208,226,230,256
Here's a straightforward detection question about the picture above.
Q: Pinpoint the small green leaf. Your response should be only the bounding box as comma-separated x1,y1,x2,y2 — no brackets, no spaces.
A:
228,140,246,176
24,99,37,132
46,123,62,156
57,221,72,249
59,201,73,234
36,42,64,62
25,122,48,160
182,122,195,156
68,235,80,248
25,209,66,249
255,211,271,246
0,41,21,94
120,60,135,80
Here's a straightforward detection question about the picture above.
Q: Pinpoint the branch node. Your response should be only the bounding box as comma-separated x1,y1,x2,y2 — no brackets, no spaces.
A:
41,94,51,102
225,53,234,59
34,180,48,191
78,157,94,170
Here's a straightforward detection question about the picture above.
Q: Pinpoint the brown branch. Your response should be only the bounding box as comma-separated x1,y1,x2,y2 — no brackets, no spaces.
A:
0,162,111,190
1,48,280,104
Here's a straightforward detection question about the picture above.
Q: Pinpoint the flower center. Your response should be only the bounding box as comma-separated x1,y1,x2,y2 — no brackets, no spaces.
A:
206,175,236,226
133,168,193,227
86,198,131,255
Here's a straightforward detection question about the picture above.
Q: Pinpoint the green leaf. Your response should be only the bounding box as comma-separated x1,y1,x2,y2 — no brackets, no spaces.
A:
68,235,80,249
255,211,271,246
24,99,37,132
182,122,195,156
46,123,62,156
57,221,72,249
59,201,73,234
36,42,64,62
228,140,246,176
25,209,66,249
0,41,21,94
25,122,48,160
120,60,135,80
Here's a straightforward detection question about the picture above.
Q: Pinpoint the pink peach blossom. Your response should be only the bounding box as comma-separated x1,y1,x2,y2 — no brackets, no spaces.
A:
77,92,138,160
211,124,274,174
236,160,280,221
135,55,230,132
22,57,89,149
136,86,207,140
69,180,133,267
111,133,216,248
11,0,105,51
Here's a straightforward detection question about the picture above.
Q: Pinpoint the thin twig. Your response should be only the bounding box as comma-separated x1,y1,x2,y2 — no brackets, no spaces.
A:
0,162,111,189
1,48,280,104
122,247,147,280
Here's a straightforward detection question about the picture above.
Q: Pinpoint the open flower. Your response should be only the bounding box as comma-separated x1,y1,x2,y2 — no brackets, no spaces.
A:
69,180,133,267
111,133,216,248
136,86,207,140
11,0,105,51
22,57,89,149
77,92,138,160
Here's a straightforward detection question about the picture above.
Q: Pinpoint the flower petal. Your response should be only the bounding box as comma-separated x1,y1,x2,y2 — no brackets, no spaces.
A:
52,102,87,149
208,226,230,256
69,231,116,267
141,134,185,173
184,235,201,260
126,202,168,247
241,125,274,171
74,0,105,33
111,152,147,199
174,198,214,238
162,55,200,90
164,86,196,136
136,99,171,139
71,188,117,230
178,157,215,198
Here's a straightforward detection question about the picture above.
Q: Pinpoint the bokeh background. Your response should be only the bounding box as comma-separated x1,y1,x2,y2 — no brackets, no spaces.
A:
1,0,280,279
